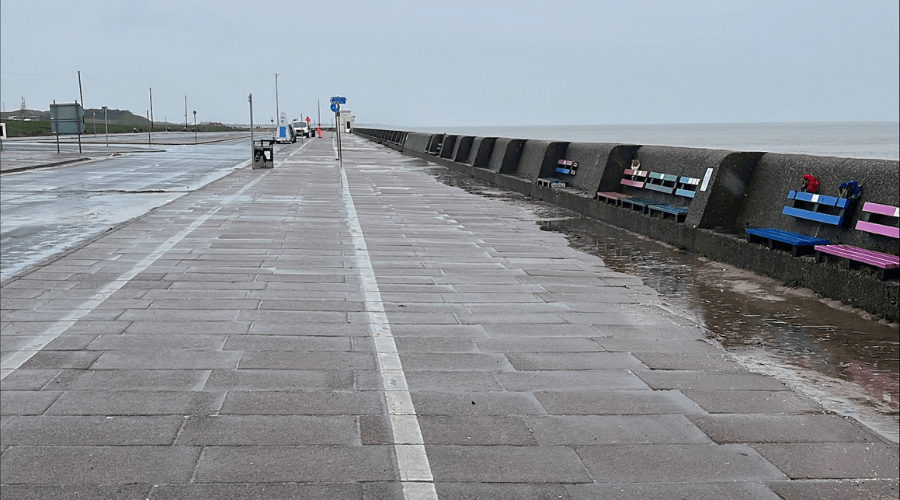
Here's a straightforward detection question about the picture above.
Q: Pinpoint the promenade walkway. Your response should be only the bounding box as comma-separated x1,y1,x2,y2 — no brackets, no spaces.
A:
1,136,897,499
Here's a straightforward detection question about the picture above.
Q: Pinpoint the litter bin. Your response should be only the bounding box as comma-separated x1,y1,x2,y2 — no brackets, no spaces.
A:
252,139,274,169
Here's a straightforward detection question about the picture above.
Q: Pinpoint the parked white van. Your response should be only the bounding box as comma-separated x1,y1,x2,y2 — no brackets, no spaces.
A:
292,119,310,138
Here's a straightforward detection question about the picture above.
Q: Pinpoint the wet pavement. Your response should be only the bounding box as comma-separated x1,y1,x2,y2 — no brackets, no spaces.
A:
431,167,900,440
1,136,898,499
0,131,252,174
1,140,253,282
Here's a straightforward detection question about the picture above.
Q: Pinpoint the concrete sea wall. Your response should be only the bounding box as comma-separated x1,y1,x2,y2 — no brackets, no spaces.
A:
354,127,899,322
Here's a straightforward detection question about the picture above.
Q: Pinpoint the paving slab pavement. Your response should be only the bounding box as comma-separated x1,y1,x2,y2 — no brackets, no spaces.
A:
1,136,898,499
0,131,248,174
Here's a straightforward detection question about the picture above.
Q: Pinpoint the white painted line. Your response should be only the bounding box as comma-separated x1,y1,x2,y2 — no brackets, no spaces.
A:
286,138,313,158
0,171,269,380
339,165,438,499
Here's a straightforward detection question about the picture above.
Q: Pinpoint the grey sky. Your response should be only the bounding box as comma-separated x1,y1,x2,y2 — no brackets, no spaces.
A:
1,0,897,128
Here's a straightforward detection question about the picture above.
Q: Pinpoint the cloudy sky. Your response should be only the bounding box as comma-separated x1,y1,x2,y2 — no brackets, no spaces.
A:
1,0,897,128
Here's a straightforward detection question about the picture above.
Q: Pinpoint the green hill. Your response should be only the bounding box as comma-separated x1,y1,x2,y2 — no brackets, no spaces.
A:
2,108,238,137
0,108,151,126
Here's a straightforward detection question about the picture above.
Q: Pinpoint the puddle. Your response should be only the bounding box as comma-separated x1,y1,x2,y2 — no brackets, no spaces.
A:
430,167,899,435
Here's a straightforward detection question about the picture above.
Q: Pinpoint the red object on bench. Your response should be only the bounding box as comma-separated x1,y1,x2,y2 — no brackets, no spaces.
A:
815,201,899,280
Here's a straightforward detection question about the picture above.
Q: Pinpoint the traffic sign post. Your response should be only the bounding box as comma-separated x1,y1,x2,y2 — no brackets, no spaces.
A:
331,97,346,169
50,101,86,154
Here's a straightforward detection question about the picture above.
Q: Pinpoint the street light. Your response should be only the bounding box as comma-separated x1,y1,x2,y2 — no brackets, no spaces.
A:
193,110,197,143
102,106,108,146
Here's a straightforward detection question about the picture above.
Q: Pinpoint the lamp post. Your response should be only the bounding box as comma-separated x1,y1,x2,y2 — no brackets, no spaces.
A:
274,73,280,127
102,106,108,146
193,110,197,143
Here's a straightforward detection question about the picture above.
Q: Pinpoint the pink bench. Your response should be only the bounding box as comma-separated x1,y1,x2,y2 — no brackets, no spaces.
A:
815,202,899,280
596,162,646,205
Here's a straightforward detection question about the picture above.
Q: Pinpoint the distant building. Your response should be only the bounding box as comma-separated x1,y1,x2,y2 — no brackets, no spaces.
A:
338,110,355,133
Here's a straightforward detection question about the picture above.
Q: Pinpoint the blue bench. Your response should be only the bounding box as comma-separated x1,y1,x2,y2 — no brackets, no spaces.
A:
675,176,701,198
556,159,578,175
537,159,578,188
746,190,849,256
643,172,690,222
620,196,661,213
595,164,692,222
647,204,690,222
782,191,850,226
746,228,829,256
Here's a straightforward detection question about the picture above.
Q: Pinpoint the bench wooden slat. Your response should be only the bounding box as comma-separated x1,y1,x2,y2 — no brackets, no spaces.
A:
862,201,900,218
746,228,828,246
856,220,900,239
815,245,899,268
644,184,675,194
644,182,675,194
621,197,660,207
788,191,850,209
596,192,631,201
648,172,678,182
651,205,689,215
782,206,844,226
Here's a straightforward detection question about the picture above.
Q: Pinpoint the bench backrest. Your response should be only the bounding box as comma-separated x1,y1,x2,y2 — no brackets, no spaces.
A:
781,191,849,226
644,172,678,194
620,169,648,188
856,202,899,238
556,159,578,175
675,176,700,198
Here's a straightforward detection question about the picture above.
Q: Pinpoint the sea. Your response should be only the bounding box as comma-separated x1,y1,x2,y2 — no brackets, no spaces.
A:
410,121,899,161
